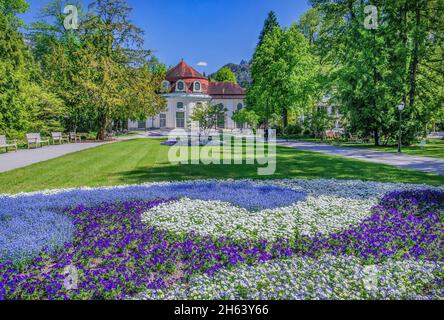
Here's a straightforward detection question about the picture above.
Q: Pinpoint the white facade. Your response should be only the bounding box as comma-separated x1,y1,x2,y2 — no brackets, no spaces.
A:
128,60,246,131
129,94,245,130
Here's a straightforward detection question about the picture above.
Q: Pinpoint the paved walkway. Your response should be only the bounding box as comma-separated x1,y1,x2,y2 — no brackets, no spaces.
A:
0,143,104,173
277,140,444,176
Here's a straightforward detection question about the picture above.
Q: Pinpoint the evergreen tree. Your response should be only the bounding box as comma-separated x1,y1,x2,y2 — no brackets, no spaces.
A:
0,0,65,137
257,11,280,48
0,11,29,136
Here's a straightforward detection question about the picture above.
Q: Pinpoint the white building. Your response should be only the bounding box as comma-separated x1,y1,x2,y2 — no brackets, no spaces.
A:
129,60,246,131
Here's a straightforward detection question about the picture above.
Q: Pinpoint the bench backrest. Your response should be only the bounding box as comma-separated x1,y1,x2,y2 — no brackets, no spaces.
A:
0,135,6,145
52,132,62,139
26,133,41,141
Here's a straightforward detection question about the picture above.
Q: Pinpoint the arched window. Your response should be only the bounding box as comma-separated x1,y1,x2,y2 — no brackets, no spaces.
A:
193,81,201,92
176,80,185,92
161,81,170,90
177,102,184,109
237,103,243,111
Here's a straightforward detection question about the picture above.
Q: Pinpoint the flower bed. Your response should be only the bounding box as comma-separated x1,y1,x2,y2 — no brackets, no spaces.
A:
298,191,444,262
0,199,293,300
139,255,443,300
0,181,304,261
0,179,443,300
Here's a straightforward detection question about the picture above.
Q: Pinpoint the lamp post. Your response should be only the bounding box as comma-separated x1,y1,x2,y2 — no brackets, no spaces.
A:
397,102,405,153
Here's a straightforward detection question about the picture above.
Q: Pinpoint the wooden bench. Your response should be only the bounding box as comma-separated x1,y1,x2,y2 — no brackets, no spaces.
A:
349,134,363,144
51,132,69,145
0,135,17,152
26,133,50,149
69,132,82,143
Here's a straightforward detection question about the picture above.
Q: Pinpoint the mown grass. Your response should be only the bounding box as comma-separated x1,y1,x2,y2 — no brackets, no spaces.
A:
299,139,444,159
1,138,443,194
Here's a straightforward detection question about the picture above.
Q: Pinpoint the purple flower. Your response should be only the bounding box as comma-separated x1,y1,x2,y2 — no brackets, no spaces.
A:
0,198,293,300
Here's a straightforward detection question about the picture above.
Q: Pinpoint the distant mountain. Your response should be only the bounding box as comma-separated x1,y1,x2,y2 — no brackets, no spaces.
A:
210,60,252,88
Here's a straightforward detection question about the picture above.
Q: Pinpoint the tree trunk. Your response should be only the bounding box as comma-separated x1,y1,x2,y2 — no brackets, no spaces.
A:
96,115,108,141
408,4,421,109
282,108,288,129
374,129,380,146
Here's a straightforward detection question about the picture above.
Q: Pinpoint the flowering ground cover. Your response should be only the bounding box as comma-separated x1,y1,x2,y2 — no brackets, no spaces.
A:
0,181,303,261
0,179,443,300
139,255,443,300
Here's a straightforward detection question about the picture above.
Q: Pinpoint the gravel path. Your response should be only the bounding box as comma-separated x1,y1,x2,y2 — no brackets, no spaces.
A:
0,143,104,173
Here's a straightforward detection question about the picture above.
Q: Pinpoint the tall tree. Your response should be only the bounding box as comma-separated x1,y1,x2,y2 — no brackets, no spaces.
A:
311,0,444,145
257,11,280,48
29,0,89,132
79,0,165,140
0,0,65,137
248,25,317,129
298,7,321,46
0,6,29,135
30,0,165,139
247,11,281,128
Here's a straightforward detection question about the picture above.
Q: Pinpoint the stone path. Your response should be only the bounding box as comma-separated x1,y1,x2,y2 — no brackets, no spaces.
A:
277,140,444,176
0,143,104,173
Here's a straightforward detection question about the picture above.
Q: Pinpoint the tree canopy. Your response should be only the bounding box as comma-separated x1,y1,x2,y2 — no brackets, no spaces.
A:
210,67,237,84
1,0,166,140
248,24,318,128
310,0,444,145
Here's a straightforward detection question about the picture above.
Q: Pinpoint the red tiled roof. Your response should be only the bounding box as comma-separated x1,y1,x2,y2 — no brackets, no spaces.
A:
164,60,245,98
166,60,207,82
208,82,245,96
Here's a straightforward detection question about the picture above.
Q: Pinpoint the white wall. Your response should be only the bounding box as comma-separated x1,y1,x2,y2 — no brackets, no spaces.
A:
129,96,245,130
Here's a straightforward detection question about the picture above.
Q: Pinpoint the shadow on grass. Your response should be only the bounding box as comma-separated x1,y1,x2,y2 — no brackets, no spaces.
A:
116,147,444,186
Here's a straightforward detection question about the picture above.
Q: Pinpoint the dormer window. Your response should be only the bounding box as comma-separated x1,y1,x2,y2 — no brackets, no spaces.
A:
161,80,171,90
176,80,185,92
193,81,201,92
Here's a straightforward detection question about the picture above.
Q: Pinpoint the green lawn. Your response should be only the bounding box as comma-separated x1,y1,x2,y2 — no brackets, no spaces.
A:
299,138,444,159
1,138,443,194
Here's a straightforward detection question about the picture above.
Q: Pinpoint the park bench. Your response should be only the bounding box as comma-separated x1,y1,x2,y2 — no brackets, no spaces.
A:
427,132,444,140
26,133,50,149
69,132,82,143
0,135,17,152
349,134,363,144
51,132,70,145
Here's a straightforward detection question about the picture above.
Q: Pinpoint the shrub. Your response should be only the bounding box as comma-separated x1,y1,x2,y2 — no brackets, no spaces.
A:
284,124,303,136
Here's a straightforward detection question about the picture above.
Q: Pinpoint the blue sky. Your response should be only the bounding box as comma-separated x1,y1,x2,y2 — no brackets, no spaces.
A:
20,0,311,73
